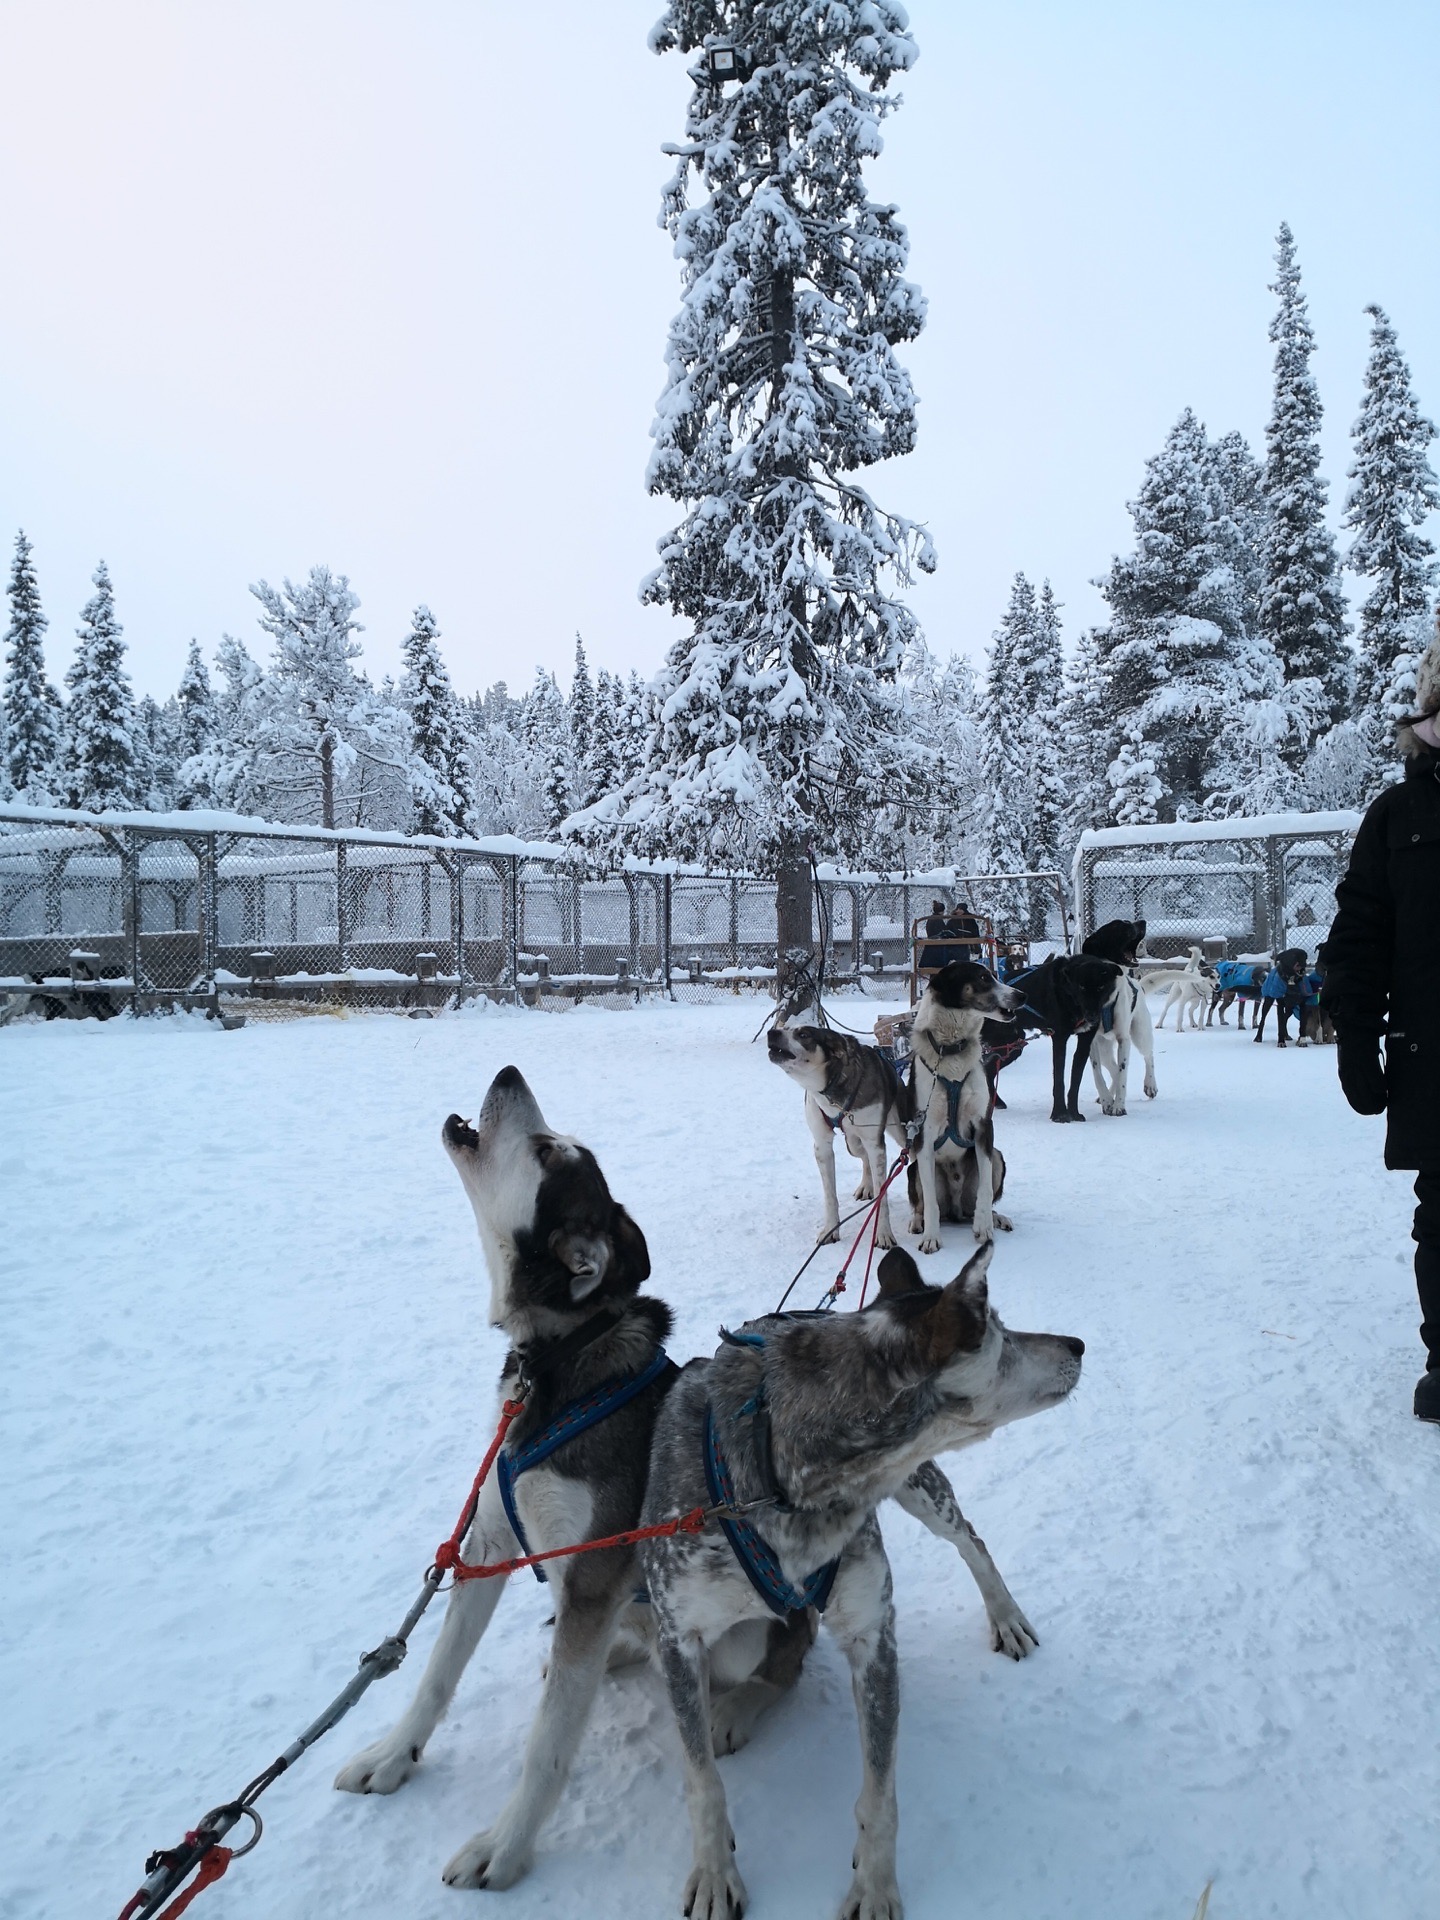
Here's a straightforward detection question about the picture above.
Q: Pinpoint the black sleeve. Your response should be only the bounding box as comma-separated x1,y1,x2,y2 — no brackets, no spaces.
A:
1319,800,1394,1034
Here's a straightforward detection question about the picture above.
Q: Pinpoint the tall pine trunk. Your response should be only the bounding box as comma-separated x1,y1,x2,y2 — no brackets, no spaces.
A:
320,732,335,830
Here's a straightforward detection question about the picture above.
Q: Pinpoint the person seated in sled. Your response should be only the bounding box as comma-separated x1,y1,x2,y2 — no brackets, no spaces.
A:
942,901,983,963
918,899,950,973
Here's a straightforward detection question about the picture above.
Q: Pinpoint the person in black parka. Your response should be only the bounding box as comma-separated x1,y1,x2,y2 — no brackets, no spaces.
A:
1320,619,1440,1423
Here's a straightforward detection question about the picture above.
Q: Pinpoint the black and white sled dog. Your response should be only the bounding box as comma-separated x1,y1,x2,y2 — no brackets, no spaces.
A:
909,959,1021,1251
986,953,1120,1122
336,1067,1048,1893
333,1066,678,1888
1081,919,1158,1117
767,1023,911,1249
639,1241,1084,1920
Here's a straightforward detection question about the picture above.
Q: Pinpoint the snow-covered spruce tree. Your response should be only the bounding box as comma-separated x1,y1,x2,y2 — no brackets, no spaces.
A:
132,694,177,810
176,640,215,761
863,642,982,874
247,567,410,829
399,604,470,835
1260,223,1350,732
585,3,932,891
619,671,652,784
1107,726,1163,828
1022,581,1066,920
184,634,265,813
569,635,598,806
588,668,625,807
1207,430,1269,638
1093,409,1316,821
65,561,138,811
1343,303,1439,778
171,639,217,807
1094,412,1232,818
1057,626,1111,852
520,667,573,834
975,579,1034,932
3,530,63,802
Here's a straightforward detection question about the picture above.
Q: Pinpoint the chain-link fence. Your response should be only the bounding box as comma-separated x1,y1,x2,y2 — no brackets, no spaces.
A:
4,804,1360,1021
1073,811,1362,958
1,806,1046,1018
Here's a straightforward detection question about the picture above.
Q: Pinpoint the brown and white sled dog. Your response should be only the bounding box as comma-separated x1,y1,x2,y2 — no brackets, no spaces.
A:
910,960,1022,1252
767,1023,911,1249
639,1241,1084,1920
335,1067,1047,1893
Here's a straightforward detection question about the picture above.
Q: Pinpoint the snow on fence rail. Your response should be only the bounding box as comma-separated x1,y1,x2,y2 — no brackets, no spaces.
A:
0,804,972,1017
1073,810,1361,957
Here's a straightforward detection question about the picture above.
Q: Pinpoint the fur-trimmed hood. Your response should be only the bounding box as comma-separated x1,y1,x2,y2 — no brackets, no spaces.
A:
1397,611,1440,758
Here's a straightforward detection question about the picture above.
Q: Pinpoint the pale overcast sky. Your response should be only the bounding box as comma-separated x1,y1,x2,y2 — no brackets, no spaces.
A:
1,1,1436,701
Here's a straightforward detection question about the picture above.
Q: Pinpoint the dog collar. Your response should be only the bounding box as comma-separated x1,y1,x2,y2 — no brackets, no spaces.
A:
512,1304,627,1390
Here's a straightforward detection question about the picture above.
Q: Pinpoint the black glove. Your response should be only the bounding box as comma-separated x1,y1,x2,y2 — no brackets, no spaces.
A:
1336,1030,1387,1115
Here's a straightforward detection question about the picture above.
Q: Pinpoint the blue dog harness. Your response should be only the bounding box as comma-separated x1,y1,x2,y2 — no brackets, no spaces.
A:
703,1403,839,1618
933,1073,974,1151
497,1346,674,1583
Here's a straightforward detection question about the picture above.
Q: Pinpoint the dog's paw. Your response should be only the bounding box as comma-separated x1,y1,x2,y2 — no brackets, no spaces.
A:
442,1826,534,1891
1144,1076,1157,1098
683,1858,748,1919
333,1737,421,1795
873,1218,897,1250
816,1224,841,1246
907,1209,923,1234
988,1599,1039,1659
991,1211,1013,1233
918,1233,942,1255
837,1868,903,1920
853,1180,873,1201
971,1219,992,1243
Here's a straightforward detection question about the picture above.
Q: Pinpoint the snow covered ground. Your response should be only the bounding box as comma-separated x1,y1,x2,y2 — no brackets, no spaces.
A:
3,997,1435,1920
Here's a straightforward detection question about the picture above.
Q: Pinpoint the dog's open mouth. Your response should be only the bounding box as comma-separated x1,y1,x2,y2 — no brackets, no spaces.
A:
443,1112,480,1151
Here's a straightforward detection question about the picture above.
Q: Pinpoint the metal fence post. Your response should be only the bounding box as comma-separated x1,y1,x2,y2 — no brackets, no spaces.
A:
623,874,641,991
452,854,469,1007
1270,835,1292,951
1076,849,1094,945
508,856,521,1005
122,831,141,1011
662,874,673,998
335,839,349,970
200,834,219,994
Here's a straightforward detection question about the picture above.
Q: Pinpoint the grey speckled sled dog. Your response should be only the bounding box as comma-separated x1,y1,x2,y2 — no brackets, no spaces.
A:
639,1242,1084,1920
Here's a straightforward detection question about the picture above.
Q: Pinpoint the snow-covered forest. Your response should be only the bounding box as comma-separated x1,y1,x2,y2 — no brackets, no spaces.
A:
2,9,1434,877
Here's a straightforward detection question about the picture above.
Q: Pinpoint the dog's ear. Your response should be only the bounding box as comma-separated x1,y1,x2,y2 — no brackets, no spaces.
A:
607,1203,651,1290
928,1240,992,1357
549,1229,612,1301
876,1248,923,1298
